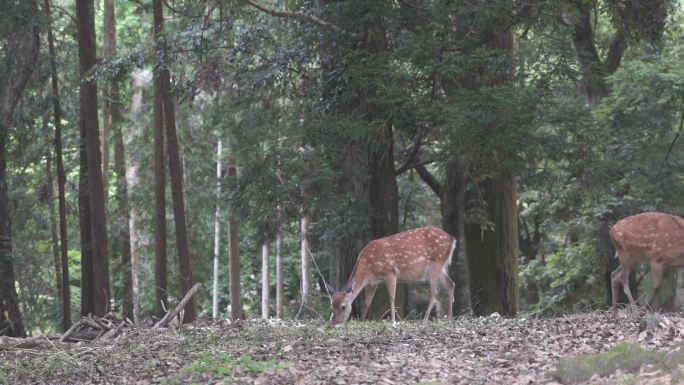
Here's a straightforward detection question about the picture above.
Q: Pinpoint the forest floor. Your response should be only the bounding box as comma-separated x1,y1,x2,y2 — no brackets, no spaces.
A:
2,310,684,384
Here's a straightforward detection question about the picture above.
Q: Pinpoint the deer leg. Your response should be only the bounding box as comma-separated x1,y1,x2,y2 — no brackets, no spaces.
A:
647,263,663,311
611,266,623,311
423,278,439,322
361,283,378,320
439,273,455,318
620,265,637,308
676,267,684,310
384,275,397,324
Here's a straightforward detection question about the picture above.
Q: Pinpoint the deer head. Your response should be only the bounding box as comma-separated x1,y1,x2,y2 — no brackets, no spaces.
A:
326,283,353,324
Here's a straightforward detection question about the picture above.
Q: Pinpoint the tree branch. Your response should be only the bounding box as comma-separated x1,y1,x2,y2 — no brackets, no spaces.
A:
604,29,626,75
415,164,441,196
395,128,426,175
244,0,354,37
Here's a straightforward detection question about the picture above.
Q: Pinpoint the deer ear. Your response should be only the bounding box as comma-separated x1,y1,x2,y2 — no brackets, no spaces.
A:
325,282,336,296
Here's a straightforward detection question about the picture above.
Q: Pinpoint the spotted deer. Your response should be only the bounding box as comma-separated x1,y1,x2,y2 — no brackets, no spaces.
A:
325,226,456,324
610,212,684,311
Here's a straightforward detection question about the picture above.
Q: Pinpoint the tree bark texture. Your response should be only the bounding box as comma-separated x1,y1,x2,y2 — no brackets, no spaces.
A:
261,241,270,319
227,160,243,320
44,0,71,331
76,0,110,317
440,158,470,314
276,231,284,319
300,213,311,306
0,2,39,337
465,172,519,316
152,1,168,318
212,140,221,319
154,0,196,322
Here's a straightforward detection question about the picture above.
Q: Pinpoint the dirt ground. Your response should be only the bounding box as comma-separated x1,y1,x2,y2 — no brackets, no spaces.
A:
2,311,684,384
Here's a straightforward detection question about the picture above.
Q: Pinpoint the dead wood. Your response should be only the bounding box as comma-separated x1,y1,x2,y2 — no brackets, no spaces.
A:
154,283,202,329
0,335,64,350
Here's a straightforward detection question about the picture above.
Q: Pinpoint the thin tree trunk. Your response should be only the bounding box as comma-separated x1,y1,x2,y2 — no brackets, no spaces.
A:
212,140,222,319
101,0,116,192
300,213,311,306
44,117,63,329
154,0,196,323
261,240,270,319
44,0,71,331
276,230,284,319
152,2,168,318
104,0,133,321
76,0,110,317
227,157,242,320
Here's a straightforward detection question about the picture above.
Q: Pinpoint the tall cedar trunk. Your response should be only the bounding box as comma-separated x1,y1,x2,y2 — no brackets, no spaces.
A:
367,121,404,320
212,140,221,319
261,241,270,319
101,0,115,192
362,4,404,321
152,4,168,318
104,0,133,321
441,158,470,314
127,69,149,324
0,126,25,337
44,118,63,329
0,5,39,336
227,159,243,319
45,0,71,330
76,0,110,317
78,120,93,316
154,0,196,322
276,231,284,319
300,213,311,306
466,172,519,316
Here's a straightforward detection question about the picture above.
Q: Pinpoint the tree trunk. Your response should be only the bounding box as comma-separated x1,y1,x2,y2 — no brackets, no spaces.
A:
0,126,25,337
465,172,519,316
261,240,270,319
76,0,110,317
127,69,150,324
44,0,71,331
44,117,63,330
152,1,168,318
227,158,243,320
0,2,39,337
367,122,404,320
101,0,116,192
212,140,222,319
440,158,470,314
104,0,133,321
154,0,196,322
300,213,311,306
276,230,284,319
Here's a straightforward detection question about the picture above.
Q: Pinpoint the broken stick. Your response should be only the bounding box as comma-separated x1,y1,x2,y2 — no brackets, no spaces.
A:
154,283,201,329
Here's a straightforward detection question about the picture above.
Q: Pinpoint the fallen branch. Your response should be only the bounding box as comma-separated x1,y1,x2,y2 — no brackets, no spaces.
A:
0,335,64,350
154,283,202,329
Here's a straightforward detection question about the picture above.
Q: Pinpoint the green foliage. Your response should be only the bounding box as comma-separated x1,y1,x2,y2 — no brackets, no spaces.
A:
555,343,663,383
166,352,281,384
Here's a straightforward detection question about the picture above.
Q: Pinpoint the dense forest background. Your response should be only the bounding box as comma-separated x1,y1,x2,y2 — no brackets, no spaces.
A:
1,0,683,337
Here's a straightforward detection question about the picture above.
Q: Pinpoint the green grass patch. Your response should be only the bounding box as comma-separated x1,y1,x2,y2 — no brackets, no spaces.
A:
555,342,664,384
165,352,282,384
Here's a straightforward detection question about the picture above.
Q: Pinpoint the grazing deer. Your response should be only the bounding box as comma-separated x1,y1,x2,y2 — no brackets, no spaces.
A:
325,226,456,324
610,212,684,311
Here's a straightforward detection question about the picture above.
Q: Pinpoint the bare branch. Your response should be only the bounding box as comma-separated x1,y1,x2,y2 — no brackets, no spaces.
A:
415,164,441,196
244,0,355,37
395,128,426,175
